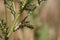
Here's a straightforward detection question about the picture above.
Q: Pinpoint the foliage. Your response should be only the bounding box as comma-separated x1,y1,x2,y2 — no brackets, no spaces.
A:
0,0,48,40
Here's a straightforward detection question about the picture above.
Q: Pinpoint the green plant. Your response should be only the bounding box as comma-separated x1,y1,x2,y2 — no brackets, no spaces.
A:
0,0,47,40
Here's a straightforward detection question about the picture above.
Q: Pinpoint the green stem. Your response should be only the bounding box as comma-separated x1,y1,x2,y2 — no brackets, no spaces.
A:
4,1,9,40
11,0,16,18
4,3,8,27
7,13,20,37
7,0,28,37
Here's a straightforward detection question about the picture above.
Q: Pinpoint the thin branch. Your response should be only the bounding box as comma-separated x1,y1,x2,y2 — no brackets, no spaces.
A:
7,0,28,37
7,13,20,37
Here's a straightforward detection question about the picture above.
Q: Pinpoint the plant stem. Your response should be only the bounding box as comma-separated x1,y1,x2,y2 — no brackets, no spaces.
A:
7,0,28,37
4,1,9,40
12,1,16,18
4,2,8,27
10,0,16,18
5,31,8,40
7,13,20,37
